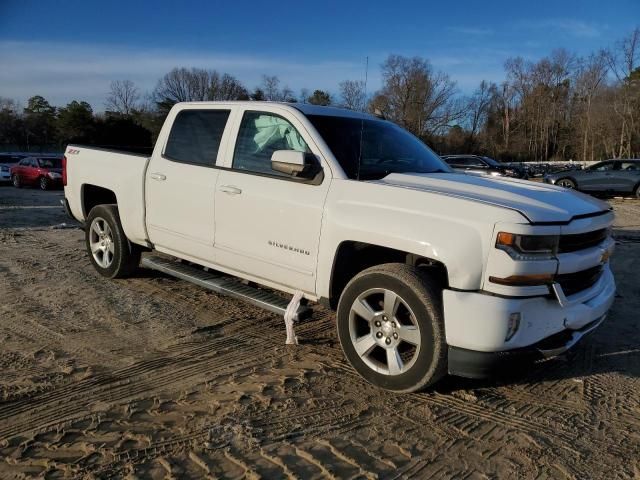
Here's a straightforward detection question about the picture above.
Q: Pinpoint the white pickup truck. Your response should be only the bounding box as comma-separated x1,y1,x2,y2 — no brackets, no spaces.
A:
63,102,616,392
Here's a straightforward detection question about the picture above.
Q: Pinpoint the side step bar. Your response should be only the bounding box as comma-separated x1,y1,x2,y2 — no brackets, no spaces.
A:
141,256,311,321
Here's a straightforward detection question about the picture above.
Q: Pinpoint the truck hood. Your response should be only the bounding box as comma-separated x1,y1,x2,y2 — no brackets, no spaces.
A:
375,172,610,223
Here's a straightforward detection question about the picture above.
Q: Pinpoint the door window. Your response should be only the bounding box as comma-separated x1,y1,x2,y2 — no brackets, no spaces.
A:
619,161,640,171
164,109,231,166
446,158,467,168
232,111,309,177
590,162,615,171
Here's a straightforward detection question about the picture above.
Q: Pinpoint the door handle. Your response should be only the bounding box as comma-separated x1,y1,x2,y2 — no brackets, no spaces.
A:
219,185,242,195
150,172,166,181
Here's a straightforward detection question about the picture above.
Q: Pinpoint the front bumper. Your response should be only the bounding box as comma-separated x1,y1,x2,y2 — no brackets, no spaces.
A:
448,314,606,378
443,264,615,378
0,171,11,182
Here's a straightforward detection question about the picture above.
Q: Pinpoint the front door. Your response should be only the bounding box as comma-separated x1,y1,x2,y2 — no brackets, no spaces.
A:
214,109,330,295
145,108,233,262
580,161,616,191
613,161,640,193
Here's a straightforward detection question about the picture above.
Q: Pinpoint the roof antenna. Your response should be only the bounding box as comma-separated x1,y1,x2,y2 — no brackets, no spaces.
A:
356,56,368,181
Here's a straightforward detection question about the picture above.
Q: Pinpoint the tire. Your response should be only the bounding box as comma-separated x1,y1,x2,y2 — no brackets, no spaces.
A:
556,178,576,189
336,263,447,392
39,176,49,190
85,204,141,278
634,184,640,199
12,174,21,188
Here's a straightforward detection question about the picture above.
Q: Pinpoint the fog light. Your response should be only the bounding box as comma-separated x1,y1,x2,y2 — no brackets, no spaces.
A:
505,313,521,341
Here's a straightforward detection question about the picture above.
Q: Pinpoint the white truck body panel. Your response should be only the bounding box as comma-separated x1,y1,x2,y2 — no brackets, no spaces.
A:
64,148,150,246
63,101,616,370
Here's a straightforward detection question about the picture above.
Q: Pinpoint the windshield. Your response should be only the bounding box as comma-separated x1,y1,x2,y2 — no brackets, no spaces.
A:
38,158,62,168
307,115,451,180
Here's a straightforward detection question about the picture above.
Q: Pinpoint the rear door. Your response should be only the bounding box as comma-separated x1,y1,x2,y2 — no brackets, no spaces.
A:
213,107,330,295
145,106,235,262
13,158,29,180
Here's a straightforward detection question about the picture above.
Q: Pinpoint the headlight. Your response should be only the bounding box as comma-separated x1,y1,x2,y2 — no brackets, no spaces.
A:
495,232,558,260
48,172,61,179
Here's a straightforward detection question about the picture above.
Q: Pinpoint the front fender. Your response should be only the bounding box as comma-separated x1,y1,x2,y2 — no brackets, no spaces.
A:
316,180,527,298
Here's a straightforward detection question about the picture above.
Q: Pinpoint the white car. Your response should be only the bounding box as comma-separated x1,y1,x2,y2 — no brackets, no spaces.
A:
0,154,25,183
62,102,616,392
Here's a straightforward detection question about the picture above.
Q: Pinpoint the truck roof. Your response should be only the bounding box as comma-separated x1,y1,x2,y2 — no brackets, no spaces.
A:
177,101,376,120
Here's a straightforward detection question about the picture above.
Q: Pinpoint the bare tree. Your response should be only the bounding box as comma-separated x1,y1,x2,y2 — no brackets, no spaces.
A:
339,80,366,111
574,53,609,160
371,54,461,137
153,68,248,112
211,73,248,100
465,80,495,142
261,75,281,101
105,80,140,115
604,28,640,157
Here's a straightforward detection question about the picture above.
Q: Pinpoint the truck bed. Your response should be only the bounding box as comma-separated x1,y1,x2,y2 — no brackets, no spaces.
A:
64,144,151,246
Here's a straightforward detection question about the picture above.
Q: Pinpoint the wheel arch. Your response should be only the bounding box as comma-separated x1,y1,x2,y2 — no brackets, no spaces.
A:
326,240,449,310
556,176,578,188
81,184,118,218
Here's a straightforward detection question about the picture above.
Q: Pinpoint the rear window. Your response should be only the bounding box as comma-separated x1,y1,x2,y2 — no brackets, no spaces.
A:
164,110,231,166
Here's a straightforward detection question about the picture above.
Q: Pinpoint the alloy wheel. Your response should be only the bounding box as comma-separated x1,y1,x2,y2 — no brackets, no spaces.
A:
348,288,421,376
89,217,115,268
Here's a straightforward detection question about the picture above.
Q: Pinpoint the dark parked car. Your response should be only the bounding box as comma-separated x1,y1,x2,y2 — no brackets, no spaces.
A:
10,156,63,190
544,159,640,197
441,155,527,179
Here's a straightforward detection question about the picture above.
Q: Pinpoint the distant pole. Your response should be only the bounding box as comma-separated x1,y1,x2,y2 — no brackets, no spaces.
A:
363,56,369,111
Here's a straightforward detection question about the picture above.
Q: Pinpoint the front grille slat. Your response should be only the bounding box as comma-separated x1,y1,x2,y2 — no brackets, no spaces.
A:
558,228,607,253
555,265,603,296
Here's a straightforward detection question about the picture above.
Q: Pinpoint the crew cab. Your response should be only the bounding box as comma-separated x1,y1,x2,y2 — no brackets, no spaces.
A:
63,102,616,392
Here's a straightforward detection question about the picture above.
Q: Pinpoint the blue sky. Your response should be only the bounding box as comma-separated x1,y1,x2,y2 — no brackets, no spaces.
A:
1,0,638,110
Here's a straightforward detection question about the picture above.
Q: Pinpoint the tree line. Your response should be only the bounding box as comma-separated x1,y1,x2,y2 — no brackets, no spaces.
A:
1,27,638,161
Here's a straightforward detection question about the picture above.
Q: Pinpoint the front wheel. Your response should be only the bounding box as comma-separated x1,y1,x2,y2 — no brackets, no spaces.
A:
556,178,576,189
12,175,21,188
39,176,49,190
85,204,141,278
336,263,446,392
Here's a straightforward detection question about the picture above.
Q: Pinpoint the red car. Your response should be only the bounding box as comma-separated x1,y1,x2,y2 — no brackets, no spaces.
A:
11,156,63,190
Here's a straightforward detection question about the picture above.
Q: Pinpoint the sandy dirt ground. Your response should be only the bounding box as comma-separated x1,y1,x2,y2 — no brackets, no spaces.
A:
0,184,639,479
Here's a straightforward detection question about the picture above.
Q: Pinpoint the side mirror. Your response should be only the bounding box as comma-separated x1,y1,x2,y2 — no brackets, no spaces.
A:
271,150,321,180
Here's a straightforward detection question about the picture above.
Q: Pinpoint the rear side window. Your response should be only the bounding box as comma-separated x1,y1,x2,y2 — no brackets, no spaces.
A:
165,110,230,166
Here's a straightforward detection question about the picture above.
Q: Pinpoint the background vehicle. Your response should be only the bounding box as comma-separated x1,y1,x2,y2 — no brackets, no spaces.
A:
0,153,26,183
63,102,616,392
11,155,63,190
441,154,527,179
544,159,640,197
